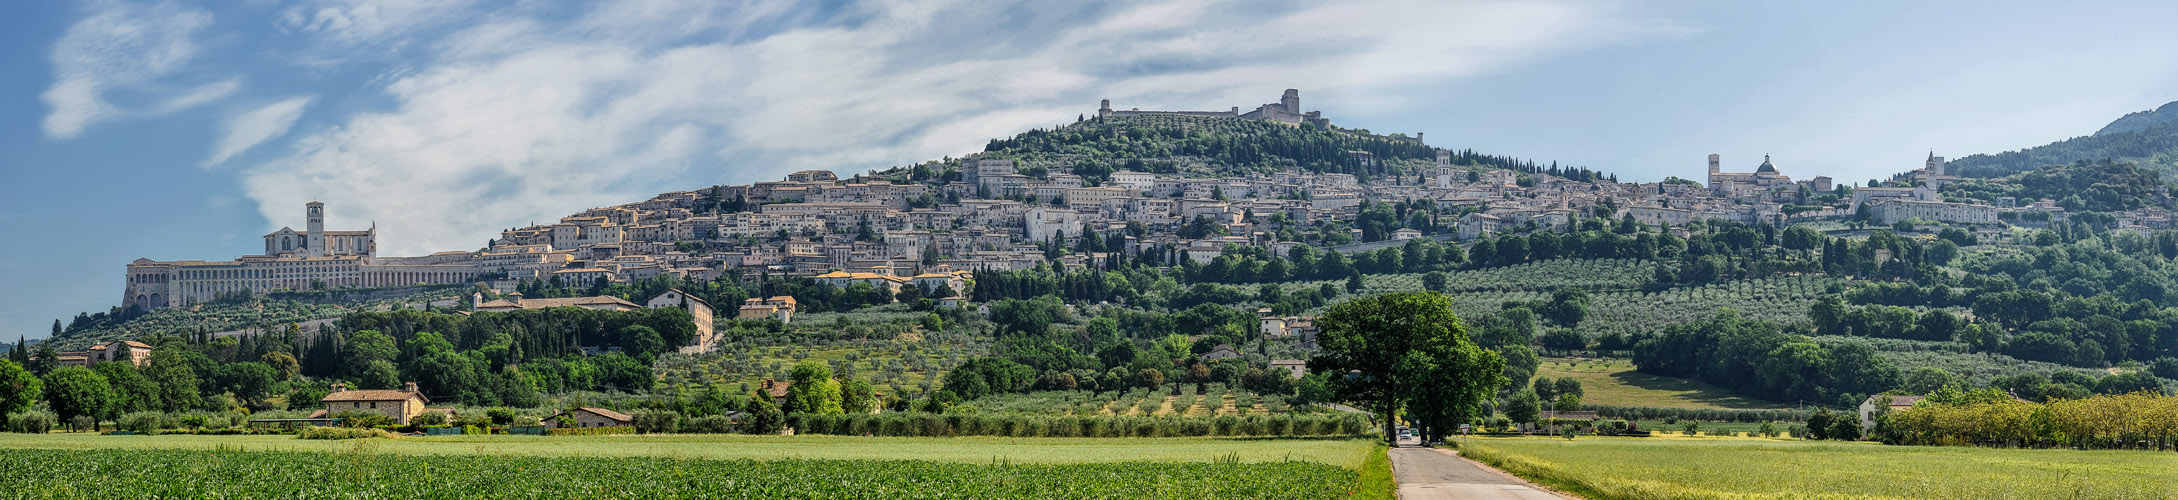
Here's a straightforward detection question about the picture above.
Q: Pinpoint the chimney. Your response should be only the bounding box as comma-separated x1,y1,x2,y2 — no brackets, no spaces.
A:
331,383,347,393
404,382,419,394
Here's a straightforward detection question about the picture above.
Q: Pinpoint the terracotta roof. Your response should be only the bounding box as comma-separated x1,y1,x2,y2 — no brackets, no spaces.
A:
306,409,327,419
322,389,428,404
763,380,794,398
1868,394,1927,407
559,407,632,423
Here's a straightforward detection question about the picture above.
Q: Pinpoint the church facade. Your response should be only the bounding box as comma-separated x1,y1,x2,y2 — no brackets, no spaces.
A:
1707,154,1797,198
123,202,475,310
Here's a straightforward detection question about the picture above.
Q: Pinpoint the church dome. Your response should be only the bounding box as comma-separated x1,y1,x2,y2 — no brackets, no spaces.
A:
1756,155,1778,174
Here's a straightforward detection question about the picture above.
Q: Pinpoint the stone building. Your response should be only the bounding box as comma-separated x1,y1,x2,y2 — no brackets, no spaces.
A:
1707,154,1796,198
55,340,154,369
316,382,453,425
1097,89,1331,127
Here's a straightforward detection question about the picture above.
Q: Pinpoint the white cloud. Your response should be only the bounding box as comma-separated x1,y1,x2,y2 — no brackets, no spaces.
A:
205,96,316,167
244,0,1667,255
154,79,243,115
41,1,219,139
281,0,478,47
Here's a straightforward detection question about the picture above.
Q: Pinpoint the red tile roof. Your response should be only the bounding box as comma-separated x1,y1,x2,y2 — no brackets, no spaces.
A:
556,407,632,423
322,389,427,404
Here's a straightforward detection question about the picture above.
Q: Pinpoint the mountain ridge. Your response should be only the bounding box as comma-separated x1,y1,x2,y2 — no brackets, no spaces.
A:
2096,100,2178,136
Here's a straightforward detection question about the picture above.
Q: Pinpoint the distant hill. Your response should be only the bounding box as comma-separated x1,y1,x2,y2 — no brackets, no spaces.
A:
2097,100,2178,135
873,114,1619,185
1948,100,2178,179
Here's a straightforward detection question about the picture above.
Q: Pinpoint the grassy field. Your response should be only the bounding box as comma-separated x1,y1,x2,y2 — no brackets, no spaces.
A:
0,433,1384,498
1534,358,1771,409
0,448,1357,499
0,432,1376,467
1455,436,2178,500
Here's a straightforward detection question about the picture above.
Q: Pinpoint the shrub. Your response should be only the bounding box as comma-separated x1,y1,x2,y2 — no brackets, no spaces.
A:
411,412,448,427
9,412,56,434
685,415,733,434
68,416,96,433
330,411,393,429
119,412,169,434
178,414,211,430
298,427,393,440
634,411,682,434
487,408,517,426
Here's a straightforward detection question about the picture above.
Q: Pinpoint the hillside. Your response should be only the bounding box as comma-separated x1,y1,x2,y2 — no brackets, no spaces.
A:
2096,100,2178,135
1948,100,2178,178
878,114,1618,185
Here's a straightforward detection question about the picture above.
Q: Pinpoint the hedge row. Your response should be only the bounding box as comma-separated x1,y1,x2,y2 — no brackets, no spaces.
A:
785,412,1371,438
1882,392,2178,449
546,426,635,436
1584,404,1809,423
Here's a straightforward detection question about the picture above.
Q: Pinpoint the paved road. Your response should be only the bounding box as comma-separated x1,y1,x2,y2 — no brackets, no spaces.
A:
1390,443,1564,500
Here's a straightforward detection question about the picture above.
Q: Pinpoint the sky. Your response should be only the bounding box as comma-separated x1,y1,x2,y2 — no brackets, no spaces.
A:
3,0,2177,340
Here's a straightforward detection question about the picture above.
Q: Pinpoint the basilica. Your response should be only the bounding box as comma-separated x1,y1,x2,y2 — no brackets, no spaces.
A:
123,202,476,310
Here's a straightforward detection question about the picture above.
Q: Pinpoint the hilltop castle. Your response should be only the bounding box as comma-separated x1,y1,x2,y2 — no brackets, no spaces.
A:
1099,89,1335,129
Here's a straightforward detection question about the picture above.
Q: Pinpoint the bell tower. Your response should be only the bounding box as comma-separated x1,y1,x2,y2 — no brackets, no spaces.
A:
306,201,326,257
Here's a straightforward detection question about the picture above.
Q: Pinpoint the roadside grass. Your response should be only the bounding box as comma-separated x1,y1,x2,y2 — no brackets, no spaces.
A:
1351,444,1395,500
1536,357,1771,409
0,432,1376,468
1455,436,2178,500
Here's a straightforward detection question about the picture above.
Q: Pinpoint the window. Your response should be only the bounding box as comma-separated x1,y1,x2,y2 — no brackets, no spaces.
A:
354,402,361,408
370,402,377,409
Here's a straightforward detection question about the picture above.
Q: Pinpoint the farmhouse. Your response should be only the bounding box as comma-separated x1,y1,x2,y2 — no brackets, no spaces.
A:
738,296,798,323
317,382,455,425
1269,360,1307,379
546,407,635,429
762,379,794,406
647,289,716,352
1859,394,1926,428
55,340,154,368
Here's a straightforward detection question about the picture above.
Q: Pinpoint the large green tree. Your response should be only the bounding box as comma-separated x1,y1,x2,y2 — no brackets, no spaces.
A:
143,345,203,412
41,366,112,427
92,362,158,417
0,359,41,416
783,362,843,415
1310,292,1507,444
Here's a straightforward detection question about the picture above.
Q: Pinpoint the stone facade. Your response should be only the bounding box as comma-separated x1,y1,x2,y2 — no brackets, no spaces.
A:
320,382,443,425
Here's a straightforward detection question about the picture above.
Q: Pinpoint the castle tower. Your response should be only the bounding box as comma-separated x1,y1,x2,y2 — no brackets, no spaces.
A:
1098,99,1112,117
1707,154,1721,175
305,201,326,257
1280,89,1300,114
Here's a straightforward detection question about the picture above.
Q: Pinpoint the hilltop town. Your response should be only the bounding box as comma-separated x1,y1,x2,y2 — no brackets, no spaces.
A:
111,89,2171,355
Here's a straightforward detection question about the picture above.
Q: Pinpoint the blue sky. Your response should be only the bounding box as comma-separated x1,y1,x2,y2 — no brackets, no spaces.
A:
4,0,2177,340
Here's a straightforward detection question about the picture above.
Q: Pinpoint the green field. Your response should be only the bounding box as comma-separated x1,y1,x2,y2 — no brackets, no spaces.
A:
0,433,1388,498
0,448,1356,499
1455,436,2178,500
1534,358,1770,410
0,433,1375,466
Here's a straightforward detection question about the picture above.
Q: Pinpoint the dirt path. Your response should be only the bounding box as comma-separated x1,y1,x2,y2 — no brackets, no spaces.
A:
1389,444,1571,500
